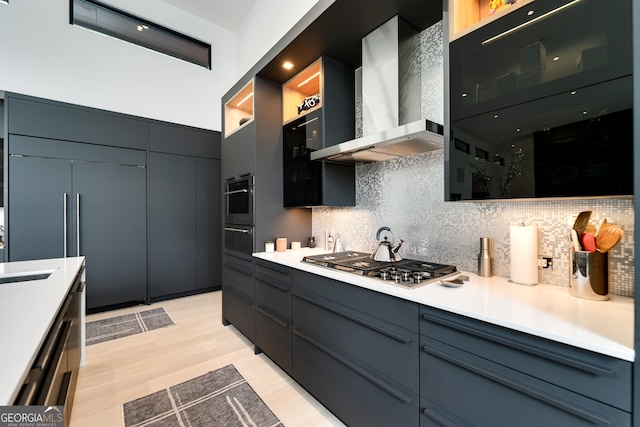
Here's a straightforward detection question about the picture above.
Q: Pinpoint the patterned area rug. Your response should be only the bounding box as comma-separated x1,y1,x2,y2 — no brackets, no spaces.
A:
122,365,283,427
86,307,175,346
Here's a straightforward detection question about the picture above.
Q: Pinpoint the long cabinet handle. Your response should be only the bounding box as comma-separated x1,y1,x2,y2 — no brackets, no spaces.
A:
63,193,68,258
224,261,253,277
421,407,469,427
294,289,412,344
255,259,291,275
224,189,249,195
421,311,611,376
224,286,253,305
255,304,290,328
76,193,81,256
224,227,252,234
293,326,413,405
421,343,613,425
255,272,290,292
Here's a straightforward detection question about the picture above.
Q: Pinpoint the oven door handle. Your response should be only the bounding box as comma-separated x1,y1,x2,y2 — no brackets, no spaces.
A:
224,189,250,195
225,227,252,234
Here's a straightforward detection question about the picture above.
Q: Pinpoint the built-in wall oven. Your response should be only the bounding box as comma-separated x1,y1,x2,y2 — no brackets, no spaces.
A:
224,174,255,254
225,174,254,226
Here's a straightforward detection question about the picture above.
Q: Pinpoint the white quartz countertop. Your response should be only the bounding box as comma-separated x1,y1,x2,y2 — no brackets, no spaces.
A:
254,248,634,362
0,257,85,405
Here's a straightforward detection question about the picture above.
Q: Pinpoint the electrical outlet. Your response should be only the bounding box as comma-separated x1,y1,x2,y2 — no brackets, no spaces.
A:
538,256,553,270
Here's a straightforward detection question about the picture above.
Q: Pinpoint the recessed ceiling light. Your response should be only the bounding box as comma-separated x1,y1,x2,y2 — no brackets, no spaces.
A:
462,93,468,97
516,128,521,132
570,90,577,95
283,61,294,70
527,10,534,16
582,111,588,115
553,56,560,61
494,114,499,119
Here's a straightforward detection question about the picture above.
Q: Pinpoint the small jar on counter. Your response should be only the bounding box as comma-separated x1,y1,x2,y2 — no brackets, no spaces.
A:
275,238,287,252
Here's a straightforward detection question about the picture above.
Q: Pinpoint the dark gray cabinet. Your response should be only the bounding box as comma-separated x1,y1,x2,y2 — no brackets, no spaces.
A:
196,157,221,289
149,121,221,298
7,95,147,150
222,251,255,343
8,155,71,261
419,306,632,426
254,259,293,374
292,269,419,427
5,92,221,310
282,56,356,207
149,152,197,298
8,138,147,309
149,152,221,298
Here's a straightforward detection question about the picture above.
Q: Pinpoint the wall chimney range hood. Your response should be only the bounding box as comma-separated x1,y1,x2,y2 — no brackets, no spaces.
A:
311,16,444,163
310,119,443,163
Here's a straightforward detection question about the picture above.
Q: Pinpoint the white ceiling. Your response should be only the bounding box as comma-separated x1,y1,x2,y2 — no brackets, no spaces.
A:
159,0,256,32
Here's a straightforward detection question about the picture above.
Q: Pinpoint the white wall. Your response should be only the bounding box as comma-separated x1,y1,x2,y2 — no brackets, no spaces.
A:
0,0,237,131
234,0,321,80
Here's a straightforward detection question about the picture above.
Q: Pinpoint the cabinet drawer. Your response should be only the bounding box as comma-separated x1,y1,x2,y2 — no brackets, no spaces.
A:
222,287,255,343
254,259,292,284
293,331,418,427
254,259,292,318
255,273,291,319
420,336,630,427
294,287,418,392
293,270,418,332
420,397,473,427
420,306,632,412
255,305,292,375
223,253,254,298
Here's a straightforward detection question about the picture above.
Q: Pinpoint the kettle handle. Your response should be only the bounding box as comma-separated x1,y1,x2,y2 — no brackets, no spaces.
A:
376,226,391,241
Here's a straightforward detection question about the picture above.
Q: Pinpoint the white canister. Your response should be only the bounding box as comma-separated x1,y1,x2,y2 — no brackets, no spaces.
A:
291,241,301,250
265,241,275,253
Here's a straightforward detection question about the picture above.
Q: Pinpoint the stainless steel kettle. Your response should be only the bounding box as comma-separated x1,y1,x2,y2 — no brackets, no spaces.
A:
372,226,403,262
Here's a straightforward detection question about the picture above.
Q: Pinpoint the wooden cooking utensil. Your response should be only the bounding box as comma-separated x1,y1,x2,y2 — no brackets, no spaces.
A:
596,223,623,252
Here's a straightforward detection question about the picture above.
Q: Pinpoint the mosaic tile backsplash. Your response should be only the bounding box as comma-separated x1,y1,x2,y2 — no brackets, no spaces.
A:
312,150,634,296
312,21,634,297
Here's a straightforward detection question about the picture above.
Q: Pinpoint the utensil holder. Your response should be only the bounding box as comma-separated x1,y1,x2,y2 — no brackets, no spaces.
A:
569,250,609,300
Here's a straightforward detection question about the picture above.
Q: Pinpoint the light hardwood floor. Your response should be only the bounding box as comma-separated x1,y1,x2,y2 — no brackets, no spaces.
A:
70,291,345,427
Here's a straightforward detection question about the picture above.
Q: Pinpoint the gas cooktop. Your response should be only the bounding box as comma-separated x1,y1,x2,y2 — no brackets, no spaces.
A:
301,251,459,288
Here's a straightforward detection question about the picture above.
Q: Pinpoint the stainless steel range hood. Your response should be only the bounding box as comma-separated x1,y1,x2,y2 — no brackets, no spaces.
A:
311,16,444,164
310,119,443,163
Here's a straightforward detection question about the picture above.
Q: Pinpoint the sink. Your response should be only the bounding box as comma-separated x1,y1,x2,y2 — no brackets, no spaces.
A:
0,270,55,284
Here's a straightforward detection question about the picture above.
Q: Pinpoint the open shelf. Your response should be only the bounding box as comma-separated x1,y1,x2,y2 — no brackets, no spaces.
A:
282,58,323,124
224,79,254,137
449,0,534,41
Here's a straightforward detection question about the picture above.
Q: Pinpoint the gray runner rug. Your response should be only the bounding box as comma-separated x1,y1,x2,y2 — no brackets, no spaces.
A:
122,364,284,427
86,307,175,346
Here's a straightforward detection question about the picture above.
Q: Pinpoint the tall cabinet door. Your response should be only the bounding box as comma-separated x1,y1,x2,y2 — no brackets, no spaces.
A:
196,157,221,289
73,161,147,309
8,156,72,261
149,152,197,298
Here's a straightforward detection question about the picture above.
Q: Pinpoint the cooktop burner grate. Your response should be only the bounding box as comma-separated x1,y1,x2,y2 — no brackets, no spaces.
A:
302,252,458,288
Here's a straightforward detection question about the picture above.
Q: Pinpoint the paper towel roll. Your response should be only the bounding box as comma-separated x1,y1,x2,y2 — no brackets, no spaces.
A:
510,224,538,286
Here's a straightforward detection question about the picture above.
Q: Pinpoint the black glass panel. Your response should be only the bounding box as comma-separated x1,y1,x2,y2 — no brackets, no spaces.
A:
447,0,633,201
283,111,324,207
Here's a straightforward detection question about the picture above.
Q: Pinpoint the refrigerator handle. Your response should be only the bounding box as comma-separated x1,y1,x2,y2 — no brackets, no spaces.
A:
76,193,81,257
63,193,68,258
